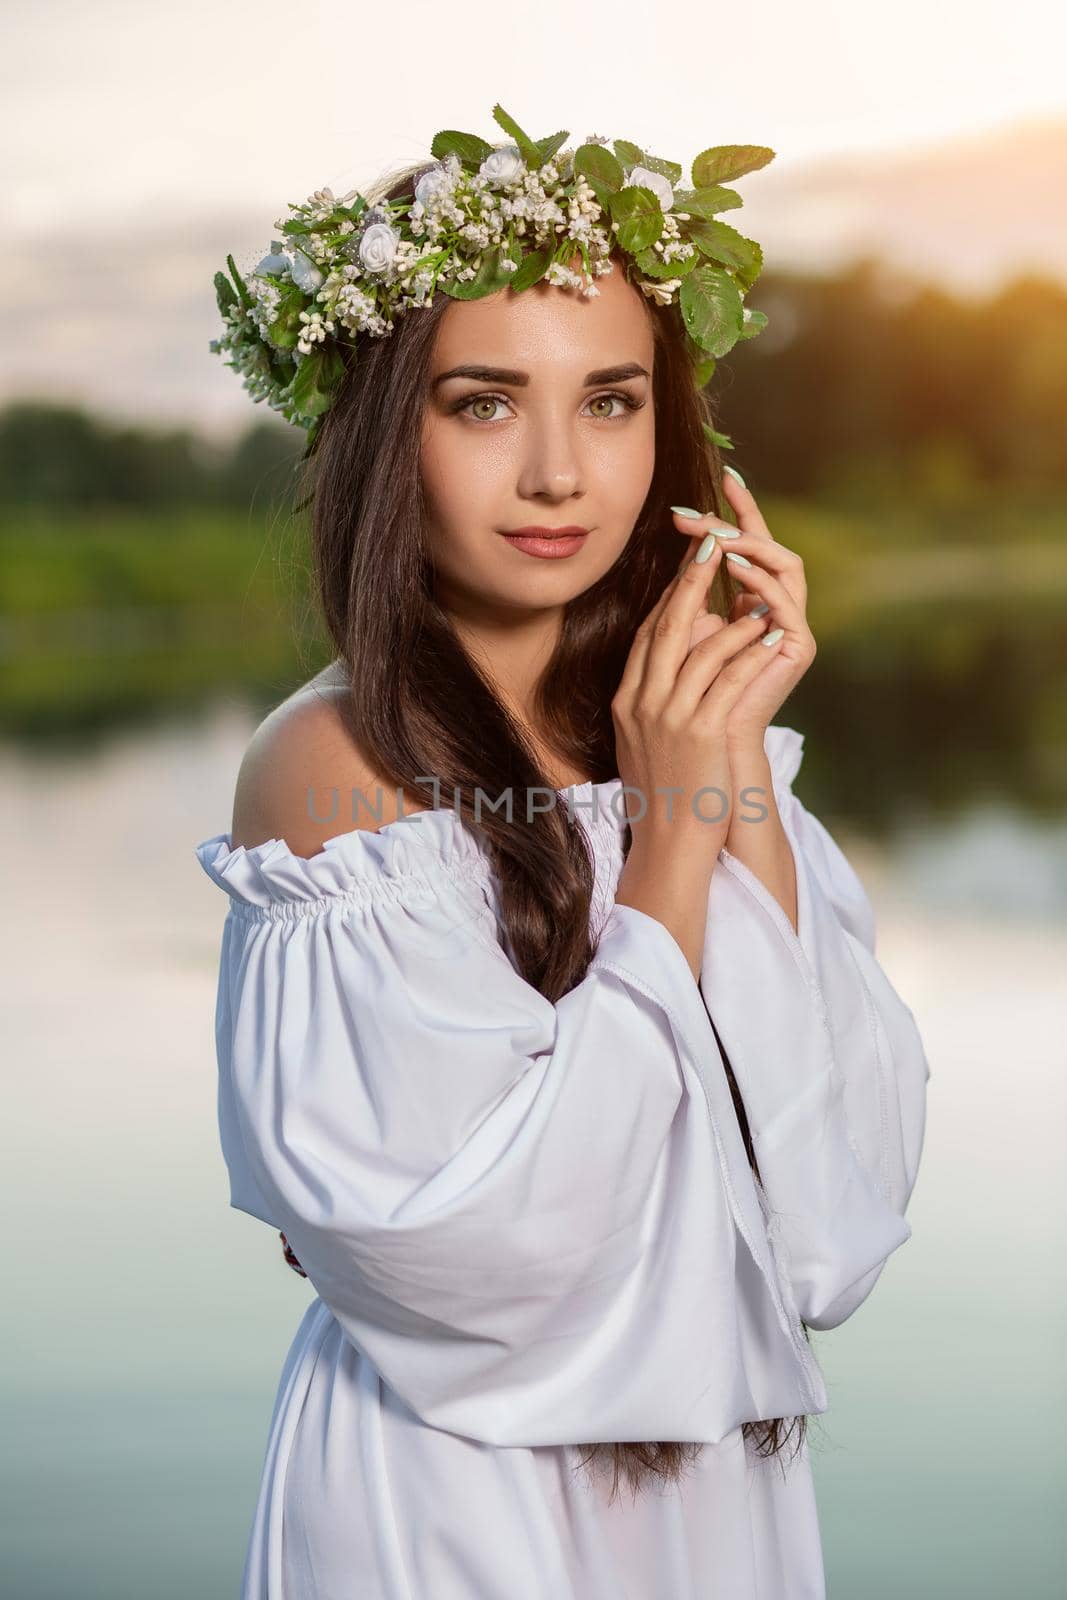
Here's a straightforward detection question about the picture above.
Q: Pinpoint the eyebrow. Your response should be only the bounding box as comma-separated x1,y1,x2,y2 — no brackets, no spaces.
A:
432,361,650,390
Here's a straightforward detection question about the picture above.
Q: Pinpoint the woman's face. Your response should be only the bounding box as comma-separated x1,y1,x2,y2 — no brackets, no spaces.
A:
420,257,656,618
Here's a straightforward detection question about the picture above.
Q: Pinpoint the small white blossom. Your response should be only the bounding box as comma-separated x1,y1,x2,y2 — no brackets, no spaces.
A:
637,277,682,305
295,307,336,353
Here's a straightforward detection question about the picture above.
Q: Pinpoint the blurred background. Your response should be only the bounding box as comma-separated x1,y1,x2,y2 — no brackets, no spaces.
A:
3,2,1065,1595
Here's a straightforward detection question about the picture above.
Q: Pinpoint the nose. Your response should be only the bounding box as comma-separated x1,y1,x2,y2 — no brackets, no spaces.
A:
516,415,582,501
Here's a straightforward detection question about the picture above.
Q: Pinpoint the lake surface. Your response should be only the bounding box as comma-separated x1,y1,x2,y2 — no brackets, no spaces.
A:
2,701,1065,1597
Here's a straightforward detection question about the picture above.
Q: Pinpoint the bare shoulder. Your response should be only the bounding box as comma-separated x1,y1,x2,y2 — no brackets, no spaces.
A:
230,678,422,857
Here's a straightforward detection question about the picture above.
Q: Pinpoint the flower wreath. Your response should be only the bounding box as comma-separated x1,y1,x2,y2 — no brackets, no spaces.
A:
210,103,775,451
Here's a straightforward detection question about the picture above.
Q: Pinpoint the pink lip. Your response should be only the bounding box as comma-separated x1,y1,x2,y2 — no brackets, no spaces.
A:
499,528,590,560
502,526,590,538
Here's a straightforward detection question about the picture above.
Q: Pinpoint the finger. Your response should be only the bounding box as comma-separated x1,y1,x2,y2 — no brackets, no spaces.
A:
675,519,803,583
672,608,772,715
676,532,700,573
719,539,806,610
720,468,772,538
670,505,743,559
640,538,725,704
616,558,702,703
685,610,726,657
719,553,806,634
691,623,788,730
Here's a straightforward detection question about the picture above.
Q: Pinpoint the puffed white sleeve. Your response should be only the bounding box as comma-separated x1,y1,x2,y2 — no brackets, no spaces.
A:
700,724,930,1333
194,808,826,1448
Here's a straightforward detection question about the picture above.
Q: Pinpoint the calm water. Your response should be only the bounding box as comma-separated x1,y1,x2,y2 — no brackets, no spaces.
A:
2,701,1065,1597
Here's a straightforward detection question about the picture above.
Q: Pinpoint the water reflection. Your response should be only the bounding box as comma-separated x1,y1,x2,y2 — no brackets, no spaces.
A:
2,704,1064,1598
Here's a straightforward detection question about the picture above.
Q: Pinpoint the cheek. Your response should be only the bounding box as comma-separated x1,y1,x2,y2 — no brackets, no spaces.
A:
592,415,655,508
421,423,511,523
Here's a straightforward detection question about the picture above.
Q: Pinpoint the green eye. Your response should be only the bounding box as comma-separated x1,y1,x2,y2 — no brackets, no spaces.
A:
452,390,644,423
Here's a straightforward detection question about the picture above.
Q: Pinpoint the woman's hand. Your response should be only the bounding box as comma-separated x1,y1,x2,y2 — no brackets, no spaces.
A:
670,471,816,750
611,526,784,856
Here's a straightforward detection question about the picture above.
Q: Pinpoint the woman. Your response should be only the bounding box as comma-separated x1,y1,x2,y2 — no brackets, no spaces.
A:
196,118,929,1598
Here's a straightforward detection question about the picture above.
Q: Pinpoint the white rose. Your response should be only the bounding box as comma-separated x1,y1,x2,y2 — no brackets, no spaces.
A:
285,246,325,293
358,222,399,274
479,143,525,187
415,164,453,208
626,165,674,212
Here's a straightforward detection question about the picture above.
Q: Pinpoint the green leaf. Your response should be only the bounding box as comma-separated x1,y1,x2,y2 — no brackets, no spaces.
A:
430,129,494,169
701,420,735,450
535,130,571,165
612,138,648,173
439,245,513,301
608,186,665,254
214,270,237,316
733,237,763,294
691,144,776,187
615,141,681,186
290,343,345,418
679,265,744,357
268,286,308,350
736,308,769,340
688,218,762,286
573,141,625,190
571,141,624,211
245,343,273,383
692,356,716,388
509,247,552,292
490,104,542,167
226,253,253,308
632,246,697,281
673,185,743,219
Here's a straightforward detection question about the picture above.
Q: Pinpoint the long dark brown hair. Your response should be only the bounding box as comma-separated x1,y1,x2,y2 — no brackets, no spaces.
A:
289,158,814,1503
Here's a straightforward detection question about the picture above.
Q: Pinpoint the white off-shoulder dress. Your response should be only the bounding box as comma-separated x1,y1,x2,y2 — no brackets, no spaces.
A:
194,723,929,1599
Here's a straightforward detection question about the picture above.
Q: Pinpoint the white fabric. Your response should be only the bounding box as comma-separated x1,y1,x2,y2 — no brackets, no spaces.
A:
194,723,929,1598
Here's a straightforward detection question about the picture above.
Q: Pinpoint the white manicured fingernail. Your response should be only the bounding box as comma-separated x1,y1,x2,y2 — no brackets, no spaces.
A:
694,533,717,563
725,551,752,568
723,464,747,488
750,601,770,618
761,627,784,647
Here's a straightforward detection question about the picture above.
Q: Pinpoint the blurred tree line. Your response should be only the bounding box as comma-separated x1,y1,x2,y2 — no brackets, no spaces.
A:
1,257,1065,509
1,256,1064,817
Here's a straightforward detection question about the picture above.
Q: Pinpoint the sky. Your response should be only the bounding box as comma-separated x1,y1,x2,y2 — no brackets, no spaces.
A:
4,0,1065,233
2,0,1065,431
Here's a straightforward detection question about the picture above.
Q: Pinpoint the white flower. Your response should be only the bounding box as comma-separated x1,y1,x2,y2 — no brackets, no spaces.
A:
415,164,454,208
296,307,335,354
637,277,682,305
254,251,290,278
358,222,400,274
625,165,674,212
479,143,525,187
285,246,325,293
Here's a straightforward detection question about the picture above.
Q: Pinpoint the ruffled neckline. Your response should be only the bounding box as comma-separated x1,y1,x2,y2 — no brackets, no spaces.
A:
194,777,628,915
193,726,803,916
